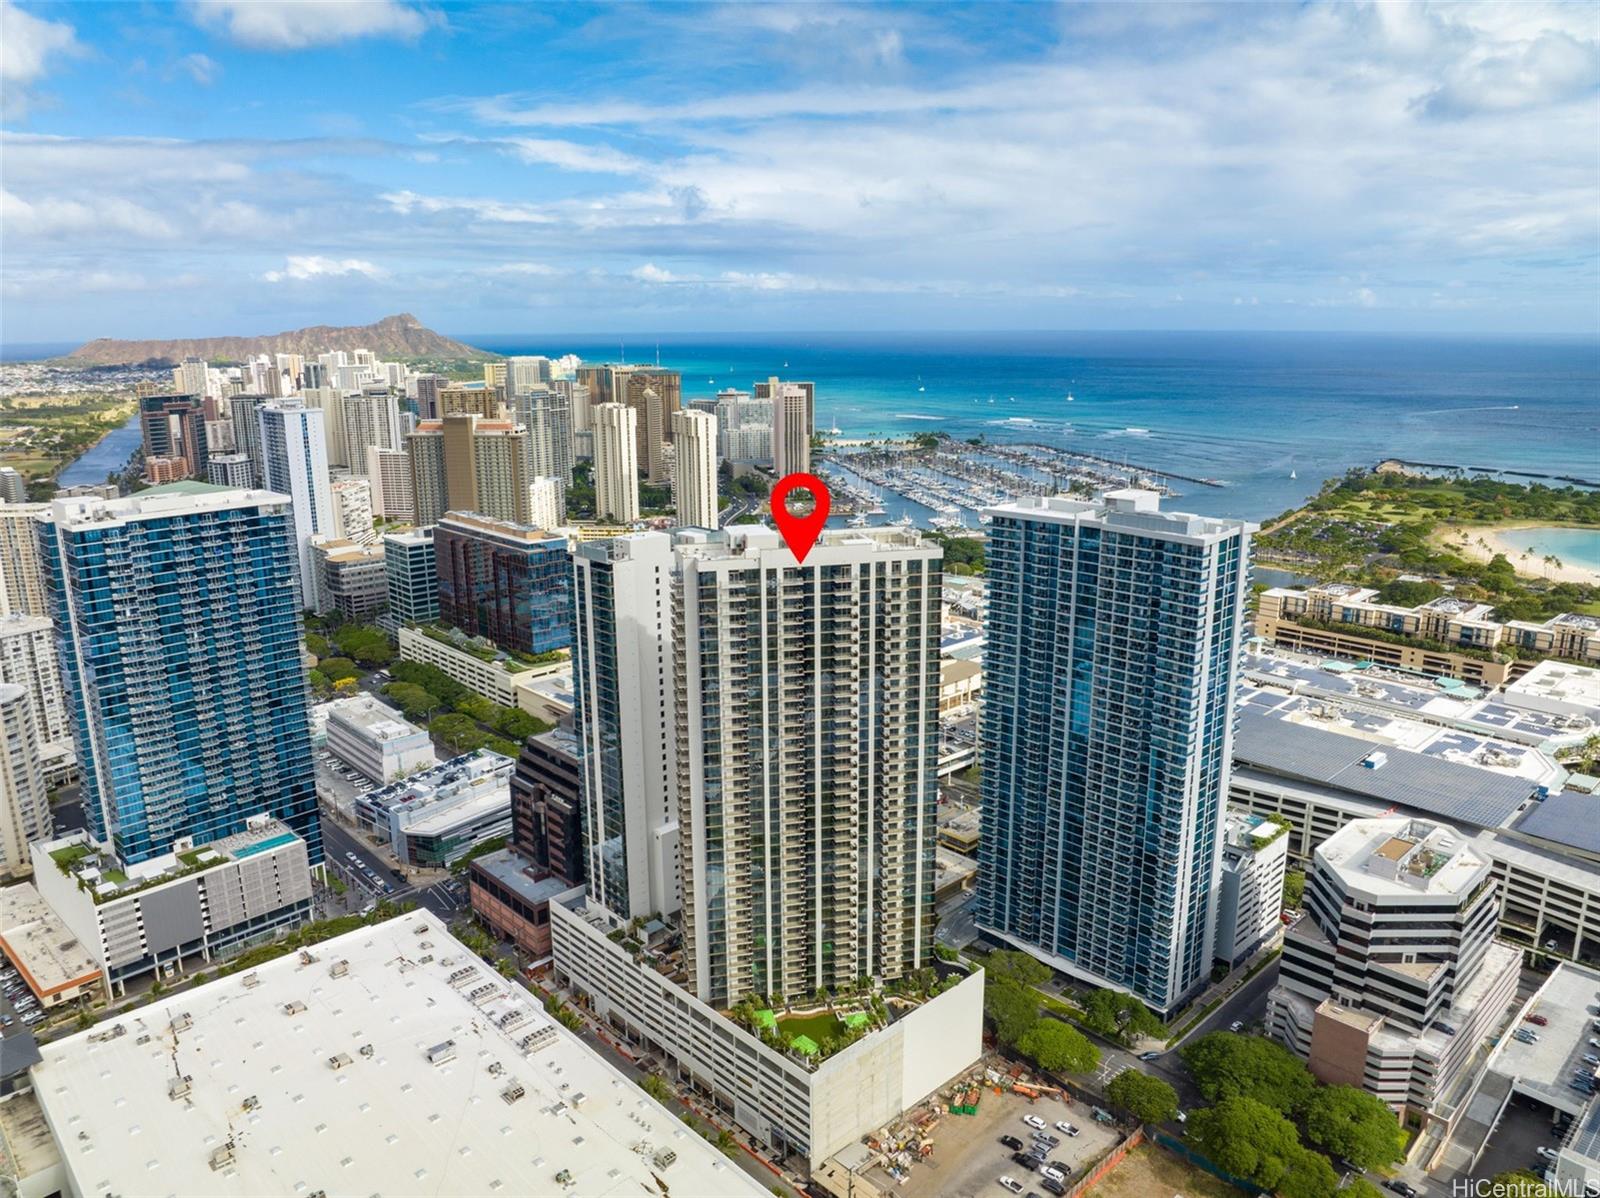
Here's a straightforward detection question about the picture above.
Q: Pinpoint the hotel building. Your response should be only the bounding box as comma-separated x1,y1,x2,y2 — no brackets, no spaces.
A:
434,510,572,656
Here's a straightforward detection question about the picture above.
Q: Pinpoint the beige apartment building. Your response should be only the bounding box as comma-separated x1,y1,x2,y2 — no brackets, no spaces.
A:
1257,583,1600,685
407,414,532,525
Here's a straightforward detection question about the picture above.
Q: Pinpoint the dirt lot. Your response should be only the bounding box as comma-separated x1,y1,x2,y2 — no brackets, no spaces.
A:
879,1085,1123,1198
1091,1143,1248,1198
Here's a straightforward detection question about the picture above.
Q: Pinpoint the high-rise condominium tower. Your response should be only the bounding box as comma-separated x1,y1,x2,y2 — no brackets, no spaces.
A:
510,386,573,487
572,526,942,1007
172,355,208,398
139,394,210,481
342,390,403,465
406,415,532,526
227,393,268,486
367,447,414,522
977,490,1254,1015
38,486,321,865
592,403,640,523
0,614,73,785
758,377,814,478
258,401,335,610
0,502,49,617
670,409,718,529
622,368,681,484
0,683,50,875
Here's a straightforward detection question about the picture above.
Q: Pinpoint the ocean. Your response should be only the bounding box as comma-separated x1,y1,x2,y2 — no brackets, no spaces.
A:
466,331,1600,524
17,331,1598,522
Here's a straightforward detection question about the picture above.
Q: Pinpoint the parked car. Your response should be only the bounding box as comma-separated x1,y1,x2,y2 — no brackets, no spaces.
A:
1054,1121,1073,1134
1229,1020,1244,1032
999,1178,1023,1195
1384,1182,1418,1198
1023,1115,1046,1131
1040,1179,1066,1197
1000,1135,1023,1150
1138,1050,1160,1061
1526,1013,1549,1026
1040,1166,1066,1184
1045,1160,1071,1175
1538,1146,1559,1159
1061,1124,1080,1137
1011,1152,1037,1171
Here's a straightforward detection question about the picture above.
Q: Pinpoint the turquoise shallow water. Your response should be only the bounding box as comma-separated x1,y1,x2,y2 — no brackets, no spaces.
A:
468,330,1600,523
1495,527,1600,572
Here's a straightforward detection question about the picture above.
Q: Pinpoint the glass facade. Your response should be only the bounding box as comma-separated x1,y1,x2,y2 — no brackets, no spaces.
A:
977,496,1250,1015
383,527,438,625
434,515,572,655
39,488,322,866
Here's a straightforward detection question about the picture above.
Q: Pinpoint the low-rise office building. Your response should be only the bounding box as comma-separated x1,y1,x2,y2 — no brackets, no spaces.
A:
30,819,314,995
322,693,435,784
353,749,514,868
311,536,387,619
1268,817,1520,1126
551,895,984,1169
468,848,580,959
397,623,560,707
1215,809,1289,968
0,884,101,1008
511,666,576,726
20,910,766,1198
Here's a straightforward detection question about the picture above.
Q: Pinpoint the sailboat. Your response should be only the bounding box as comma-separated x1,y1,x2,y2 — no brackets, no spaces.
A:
1290,469,1298,479
825,410,842,436
1066,392,1074,402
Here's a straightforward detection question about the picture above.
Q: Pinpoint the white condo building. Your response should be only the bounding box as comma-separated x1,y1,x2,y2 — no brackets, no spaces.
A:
0,502,49,617
0,683,51,875
258,401,335,609
0,614,74,786
342,389,403,465
1214,808,1289,967
593,402,640,523
528,476,565,530
366,445,413,521
1268,816,1520,1124
330,476,375,544
670,408,718,528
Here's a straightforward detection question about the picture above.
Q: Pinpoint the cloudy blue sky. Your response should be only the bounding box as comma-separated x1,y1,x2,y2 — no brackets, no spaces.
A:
2,0,1597,344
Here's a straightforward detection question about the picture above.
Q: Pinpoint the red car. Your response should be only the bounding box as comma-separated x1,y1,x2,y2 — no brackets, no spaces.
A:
1526,1014,1549,1026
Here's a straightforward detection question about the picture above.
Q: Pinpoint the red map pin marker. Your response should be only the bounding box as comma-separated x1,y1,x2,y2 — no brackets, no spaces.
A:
769,472,831,564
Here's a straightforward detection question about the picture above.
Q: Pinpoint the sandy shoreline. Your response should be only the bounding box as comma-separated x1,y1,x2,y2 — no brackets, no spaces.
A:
1432,522,1600,586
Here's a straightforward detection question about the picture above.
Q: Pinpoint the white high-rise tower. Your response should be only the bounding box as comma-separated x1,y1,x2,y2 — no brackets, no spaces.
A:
592,402,639,523
258,401,335,609
670,409,718,529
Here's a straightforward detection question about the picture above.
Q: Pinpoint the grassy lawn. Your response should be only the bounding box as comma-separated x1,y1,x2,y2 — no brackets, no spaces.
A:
777,1010,844,1044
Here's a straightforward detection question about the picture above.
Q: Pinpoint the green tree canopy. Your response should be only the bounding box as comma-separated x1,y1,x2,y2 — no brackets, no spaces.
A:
1181,1031,1317,1115
319,656,359,683
1340,1180,1386,1198
1283,870,1306,908
1080,989,1167,1044
983,950,1052,989
382,681,441,721
1105,1069,1179,1124
1299,1084,1404,1170
1275,1145,1340,1198
391,660,469,705
431,713,490,754
983,980,1039,1046
1187,1096,1304,1193
1016,1018,1099,1074
332,623,395,667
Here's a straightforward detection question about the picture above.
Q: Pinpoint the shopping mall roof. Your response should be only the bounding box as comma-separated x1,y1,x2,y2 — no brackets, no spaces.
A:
29,911,765,1197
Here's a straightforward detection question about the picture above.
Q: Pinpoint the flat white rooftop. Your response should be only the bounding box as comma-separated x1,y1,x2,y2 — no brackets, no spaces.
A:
1317,816,1490,898
30,911,765,1197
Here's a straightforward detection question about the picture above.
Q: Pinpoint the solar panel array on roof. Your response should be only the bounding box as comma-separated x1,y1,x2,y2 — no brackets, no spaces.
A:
1232,708,1536,830
1512,791,1600,857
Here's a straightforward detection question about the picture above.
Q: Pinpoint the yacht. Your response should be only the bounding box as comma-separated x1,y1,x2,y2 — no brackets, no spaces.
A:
892,513,914,528
848,512,870,528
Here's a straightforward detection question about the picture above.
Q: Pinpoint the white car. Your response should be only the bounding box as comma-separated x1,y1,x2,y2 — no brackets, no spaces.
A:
1538,1146,1559,1159
1023,1115,1046,1131
1040,1166,1066,1184
1055,1121,1073,1134
1062,1123,1080,1137
998,1179,1023,1195
1229,1020,1244,1032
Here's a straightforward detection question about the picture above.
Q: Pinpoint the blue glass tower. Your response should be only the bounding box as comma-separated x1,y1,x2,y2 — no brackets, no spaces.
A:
434,511,571,655
977,491,1253,1015
38,483,321,865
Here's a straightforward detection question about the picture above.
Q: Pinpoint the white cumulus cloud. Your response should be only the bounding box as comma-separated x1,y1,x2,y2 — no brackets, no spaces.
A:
262,255,386,283
1,0,81,116
187,1,439,50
